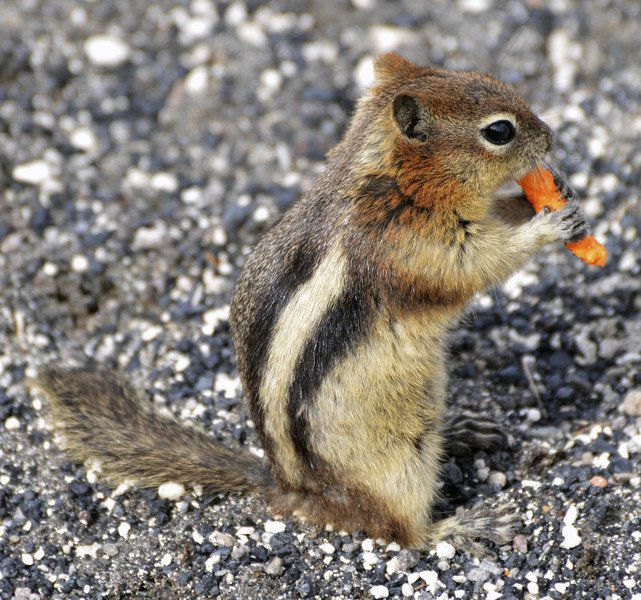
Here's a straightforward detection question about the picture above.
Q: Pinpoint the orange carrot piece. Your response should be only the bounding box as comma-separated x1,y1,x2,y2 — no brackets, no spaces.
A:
518,166,607,267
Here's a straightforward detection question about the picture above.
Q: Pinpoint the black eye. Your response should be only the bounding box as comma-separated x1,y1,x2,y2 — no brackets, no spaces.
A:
481,120,516,145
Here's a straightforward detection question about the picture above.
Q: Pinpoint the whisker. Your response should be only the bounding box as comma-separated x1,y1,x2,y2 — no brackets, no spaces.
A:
497,26,525,80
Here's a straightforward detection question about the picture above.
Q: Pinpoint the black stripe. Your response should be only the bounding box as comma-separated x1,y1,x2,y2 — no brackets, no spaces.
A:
243,241,320,420
359,174,399,197
356,175,433,230
287,284,372,468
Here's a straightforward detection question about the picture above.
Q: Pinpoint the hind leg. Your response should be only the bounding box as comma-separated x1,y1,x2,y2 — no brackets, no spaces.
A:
445,410,508,457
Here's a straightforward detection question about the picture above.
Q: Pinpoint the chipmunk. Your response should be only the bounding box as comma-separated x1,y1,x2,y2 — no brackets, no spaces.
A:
33,53,589,554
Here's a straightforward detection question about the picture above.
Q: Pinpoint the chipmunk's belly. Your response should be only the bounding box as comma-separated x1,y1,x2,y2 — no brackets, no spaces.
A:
309,311,449,517
309,311,448,458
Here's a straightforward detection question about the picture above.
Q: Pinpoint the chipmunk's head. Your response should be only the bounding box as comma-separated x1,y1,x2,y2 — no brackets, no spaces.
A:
369,52,554,201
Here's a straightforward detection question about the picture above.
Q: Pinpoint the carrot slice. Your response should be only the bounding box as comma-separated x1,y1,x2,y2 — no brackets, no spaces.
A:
518,166,607,267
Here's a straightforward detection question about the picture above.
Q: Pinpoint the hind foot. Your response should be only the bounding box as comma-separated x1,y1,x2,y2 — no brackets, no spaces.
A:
429,503,518,557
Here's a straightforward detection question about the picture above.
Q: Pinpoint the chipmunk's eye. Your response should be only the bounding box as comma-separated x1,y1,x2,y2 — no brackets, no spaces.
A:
481,120,516,145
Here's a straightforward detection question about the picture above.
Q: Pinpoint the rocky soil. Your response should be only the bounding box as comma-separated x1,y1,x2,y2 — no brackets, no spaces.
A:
1,0,640,598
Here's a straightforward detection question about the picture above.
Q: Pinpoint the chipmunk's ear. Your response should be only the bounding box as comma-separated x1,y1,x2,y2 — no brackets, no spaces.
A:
392,94,431,142
374,52,423,83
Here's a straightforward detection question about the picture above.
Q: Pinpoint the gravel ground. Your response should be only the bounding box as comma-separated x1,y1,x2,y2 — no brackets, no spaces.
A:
1,0,640,598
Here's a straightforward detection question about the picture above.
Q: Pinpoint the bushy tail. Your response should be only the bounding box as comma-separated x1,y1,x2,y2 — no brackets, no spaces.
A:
33,367,274,494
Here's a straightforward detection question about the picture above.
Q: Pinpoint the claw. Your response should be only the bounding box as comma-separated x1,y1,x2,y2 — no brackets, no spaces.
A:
445,411,507,456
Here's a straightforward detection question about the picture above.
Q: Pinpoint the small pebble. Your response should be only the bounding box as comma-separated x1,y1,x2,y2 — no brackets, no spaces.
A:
84,34,130,67
118,522,130,539
564,505,578,526
4,417,20,430
264,520,286,534
513,534,528,553
264,557,284,576
370,585,389,598
620,390,641,417
319,542,335,555
13,160,52,185
561,525,582,549
435,541,455,559
158,482,185,500
71,254,90,273
76,543,101,558
211,531,236,547
589,475,608,488
488,471,507,487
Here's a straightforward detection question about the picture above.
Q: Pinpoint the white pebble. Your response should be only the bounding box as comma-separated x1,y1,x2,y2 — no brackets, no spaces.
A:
370,585,389,598
260,69,282,92
561,524,581,549
236,21,267,47
253,205,270,223
76,543,101,558
236,526,254,536
151,172,178,193
525,408,542,423
205,554,220,572
563,505,578,526
319,542,335,555
363,551,379,565
521,479,542,490
173,354,191,373
4,417,20,430
133,224,167,250
185,66,208,94
71,254,90,273
264,520,286,534
13,160,52,186
118,522,130,539
477,466,490,481
160,553,172,566
70,127,98,152
225,2,247,26
401,582,414,597
620,390,641,417
84,35,130,68
419,570,439,594
488,471,507,487
460,0,490,13
192,531,204,544
21,553,34,566
361,538,374,552
141,325,163,342
435,541,455,559
158,482,186,500
351,0,374,8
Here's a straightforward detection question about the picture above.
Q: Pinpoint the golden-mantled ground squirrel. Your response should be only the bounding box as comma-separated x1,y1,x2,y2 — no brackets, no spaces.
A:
33,53,589,554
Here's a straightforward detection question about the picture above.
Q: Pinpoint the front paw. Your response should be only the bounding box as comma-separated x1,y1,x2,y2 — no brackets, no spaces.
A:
532,202,589,244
